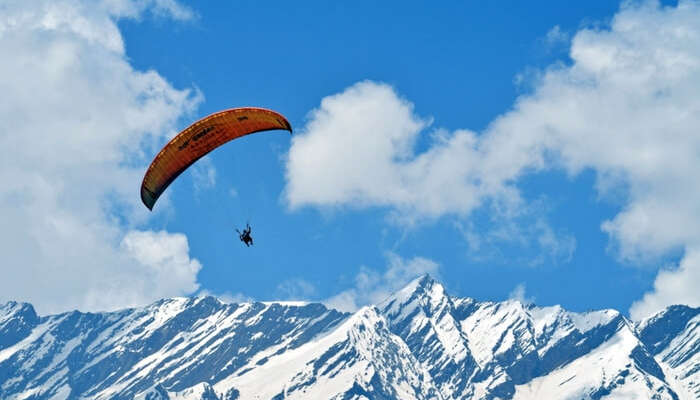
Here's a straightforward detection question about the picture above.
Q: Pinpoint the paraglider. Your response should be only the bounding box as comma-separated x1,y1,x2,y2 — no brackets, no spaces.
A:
140,107,292,211
236,223,253,247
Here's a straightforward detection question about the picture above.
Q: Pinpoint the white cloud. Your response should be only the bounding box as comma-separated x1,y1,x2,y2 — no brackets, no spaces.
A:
324,253,440,312
0,0,202,314
508,283,535,306
286,1,700,317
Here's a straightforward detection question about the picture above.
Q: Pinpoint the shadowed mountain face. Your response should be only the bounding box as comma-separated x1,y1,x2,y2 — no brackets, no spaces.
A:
0,276,697,400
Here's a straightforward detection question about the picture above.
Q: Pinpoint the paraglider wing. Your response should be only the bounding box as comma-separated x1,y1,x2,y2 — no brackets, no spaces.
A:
140,107,292,210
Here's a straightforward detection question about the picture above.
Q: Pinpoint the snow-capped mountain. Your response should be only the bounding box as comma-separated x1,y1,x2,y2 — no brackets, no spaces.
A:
0,276,697,399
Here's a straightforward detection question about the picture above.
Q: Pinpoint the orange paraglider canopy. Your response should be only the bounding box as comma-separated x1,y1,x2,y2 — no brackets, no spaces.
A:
140,107,292,210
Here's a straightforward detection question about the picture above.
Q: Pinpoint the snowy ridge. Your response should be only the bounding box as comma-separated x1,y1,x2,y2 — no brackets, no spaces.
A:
0,275,698,399
639,305,700,400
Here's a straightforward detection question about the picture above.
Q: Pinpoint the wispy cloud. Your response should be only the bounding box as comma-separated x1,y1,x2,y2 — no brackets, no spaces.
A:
508,283,535,306
191,156,217,193
544,25,569,47
149,0,198,20
455,200,576,266
197,289,253,304
275,278,318,300
103,0,198,21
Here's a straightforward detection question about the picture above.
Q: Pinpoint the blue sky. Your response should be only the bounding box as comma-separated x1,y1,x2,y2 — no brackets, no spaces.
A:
2,0,698,319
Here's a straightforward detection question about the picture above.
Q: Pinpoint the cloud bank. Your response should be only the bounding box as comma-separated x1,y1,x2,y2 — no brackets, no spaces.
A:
0,0,202,313
286,1,700,318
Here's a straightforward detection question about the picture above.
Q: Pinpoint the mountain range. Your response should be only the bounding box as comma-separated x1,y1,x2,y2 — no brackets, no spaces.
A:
0,275,697,399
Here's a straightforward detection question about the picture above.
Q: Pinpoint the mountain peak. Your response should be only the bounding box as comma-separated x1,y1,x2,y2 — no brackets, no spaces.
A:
403,273,437,290
414,272,435,286
379,274,446,316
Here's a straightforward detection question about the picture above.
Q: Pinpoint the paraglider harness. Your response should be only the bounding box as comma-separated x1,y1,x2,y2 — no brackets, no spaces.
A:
236,223,253,247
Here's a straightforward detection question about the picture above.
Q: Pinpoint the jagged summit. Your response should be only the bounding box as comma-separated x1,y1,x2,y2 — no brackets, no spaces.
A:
382,273,433,301
380,273,448,315
1,277,698,400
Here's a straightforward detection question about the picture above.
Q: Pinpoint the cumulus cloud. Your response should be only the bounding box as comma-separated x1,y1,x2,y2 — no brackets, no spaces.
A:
324,253,440,312
286,1,700,317
0,0,202,314
286,81,431,213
